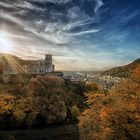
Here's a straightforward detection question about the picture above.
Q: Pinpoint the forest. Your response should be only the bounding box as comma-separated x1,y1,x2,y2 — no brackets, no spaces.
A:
0,65,139,140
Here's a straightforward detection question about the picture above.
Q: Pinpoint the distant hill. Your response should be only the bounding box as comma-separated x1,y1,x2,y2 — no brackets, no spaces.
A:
101,58,140,78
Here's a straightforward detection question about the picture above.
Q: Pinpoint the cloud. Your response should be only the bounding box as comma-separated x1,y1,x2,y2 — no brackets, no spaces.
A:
67,28,101,36
0,12,24,26
29,0,71,4
95,0,104,13
0,0,139,70
0,1,15,8
14,1,44,11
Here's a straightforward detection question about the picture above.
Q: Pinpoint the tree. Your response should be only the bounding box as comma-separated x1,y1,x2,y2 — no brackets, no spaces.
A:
85,82,99,92
132,65,140,83
27,76,67,124
79,80,140,140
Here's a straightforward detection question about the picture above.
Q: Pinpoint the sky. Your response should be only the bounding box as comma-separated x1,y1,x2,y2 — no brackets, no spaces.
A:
0,0,140,71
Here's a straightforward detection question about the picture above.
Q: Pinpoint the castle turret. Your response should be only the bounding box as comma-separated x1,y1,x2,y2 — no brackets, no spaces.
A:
38,54,54,73
45,54,52,65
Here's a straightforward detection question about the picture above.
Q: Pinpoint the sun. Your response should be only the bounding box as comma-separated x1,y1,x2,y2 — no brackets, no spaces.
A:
0,33,13,53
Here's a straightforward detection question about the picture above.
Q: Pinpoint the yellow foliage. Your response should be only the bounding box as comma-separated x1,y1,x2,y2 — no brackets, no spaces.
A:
79,80,140,140
71,104,80,118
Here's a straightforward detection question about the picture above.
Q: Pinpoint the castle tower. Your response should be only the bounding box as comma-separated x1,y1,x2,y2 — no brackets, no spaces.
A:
45,54,52,65
44,54,54,73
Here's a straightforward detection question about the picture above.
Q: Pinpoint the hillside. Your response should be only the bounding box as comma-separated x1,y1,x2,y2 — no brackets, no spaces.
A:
101,58,140,78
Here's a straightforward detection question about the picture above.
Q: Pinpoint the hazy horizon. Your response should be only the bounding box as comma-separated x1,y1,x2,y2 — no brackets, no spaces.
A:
0,0,140,71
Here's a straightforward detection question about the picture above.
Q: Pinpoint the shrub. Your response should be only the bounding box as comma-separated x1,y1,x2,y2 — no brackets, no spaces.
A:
70,105,80,122
85,82,99,92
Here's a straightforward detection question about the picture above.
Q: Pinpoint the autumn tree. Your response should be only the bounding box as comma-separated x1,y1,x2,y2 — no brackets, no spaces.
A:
85,82,99,93
132,65,140,83
0,75,83,128
79,80,140,140
26,76,67,124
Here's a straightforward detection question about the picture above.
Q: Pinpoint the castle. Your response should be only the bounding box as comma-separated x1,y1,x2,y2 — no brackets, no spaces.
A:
0,54,62,82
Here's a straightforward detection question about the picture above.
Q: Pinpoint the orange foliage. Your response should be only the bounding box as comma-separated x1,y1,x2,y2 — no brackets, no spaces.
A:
132,65,140,82
0,75,83,128
79,80,140,140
